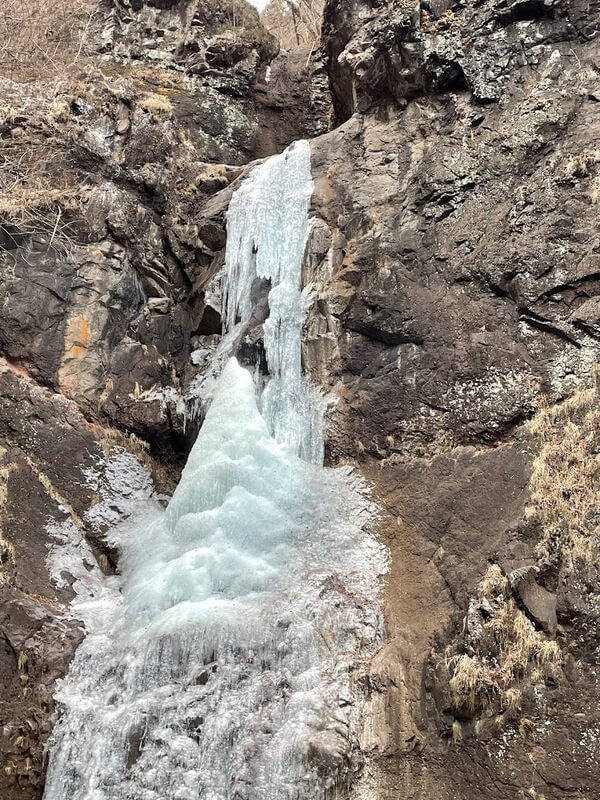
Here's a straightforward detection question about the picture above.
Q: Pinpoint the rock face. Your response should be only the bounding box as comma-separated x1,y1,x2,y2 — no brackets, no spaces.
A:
304,0,600,797
0,0,599,798
0,359,164,798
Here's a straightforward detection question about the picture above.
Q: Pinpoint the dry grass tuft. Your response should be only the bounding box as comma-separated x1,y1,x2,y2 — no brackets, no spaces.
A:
562,149,600,179
484,600,561,685
519,717,536,741
0,138,82,257
449,654,500,714
527,373,599,566
449,580,563,718
535,639,561,667
135,92,174,115
588,177,600,204
479,563,508,597
504,686,522,712
451,719,462,743
122,65,185,94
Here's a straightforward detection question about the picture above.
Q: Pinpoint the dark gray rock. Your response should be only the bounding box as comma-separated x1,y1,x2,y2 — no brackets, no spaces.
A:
516,574,558,634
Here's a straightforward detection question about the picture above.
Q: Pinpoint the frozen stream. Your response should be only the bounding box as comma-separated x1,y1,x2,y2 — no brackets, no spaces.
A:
43,141,386,800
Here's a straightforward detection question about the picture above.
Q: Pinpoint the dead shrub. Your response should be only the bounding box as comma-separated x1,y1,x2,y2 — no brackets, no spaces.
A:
0,138,82,257
261,0,323,51
0,0,99,80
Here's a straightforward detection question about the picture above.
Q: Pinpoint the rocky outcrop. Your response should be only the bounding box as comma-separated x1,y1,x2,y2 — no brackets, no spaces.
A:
301,1,600,797
0,359,166,798
323,0,599,119
1,0,599,797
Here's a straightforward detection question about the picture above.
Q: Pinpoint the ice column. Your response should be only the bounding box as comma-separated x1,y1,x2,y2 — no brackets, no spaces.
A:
224,140,323,463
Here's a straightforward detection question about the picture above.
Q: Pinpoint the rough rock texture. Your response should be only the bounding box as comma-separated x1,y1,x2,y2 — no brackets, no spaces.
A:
0,358,167,798
1,0,600,798
302,0,600,797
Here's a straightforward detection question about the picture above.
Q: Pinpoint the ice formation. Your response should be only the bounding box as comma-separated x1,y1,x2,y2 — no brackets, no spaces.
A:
43,141,386,800
224,139,323,463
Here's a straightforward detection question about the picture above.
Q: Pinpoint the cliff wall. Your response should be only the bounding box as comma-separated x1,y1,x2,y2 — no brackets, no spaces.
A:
0,1,598,798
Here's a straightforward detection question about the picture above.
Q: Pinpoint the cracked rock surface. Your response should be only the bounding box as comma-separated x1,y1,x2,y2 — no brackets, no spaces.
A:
1,0,599,797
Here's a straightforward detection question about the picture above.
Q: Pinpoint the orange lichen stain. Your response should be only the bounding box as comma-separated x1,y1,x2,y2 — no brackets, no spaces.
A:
64,317,91,358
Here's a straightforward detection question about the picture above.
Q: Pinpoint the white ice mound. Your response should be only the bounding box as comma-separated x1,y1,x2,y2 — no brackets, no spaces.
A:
123,357,305,632
43,358,386,800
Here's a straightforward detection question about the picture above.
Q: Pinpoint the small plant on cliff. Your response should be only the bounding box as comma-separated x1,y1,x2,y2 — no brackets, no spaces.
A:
449,654,500,715
479,563,508,597
448,565,562,721
0,181,80,258
135,92,174,116
562,149,600,180
0,132,82,258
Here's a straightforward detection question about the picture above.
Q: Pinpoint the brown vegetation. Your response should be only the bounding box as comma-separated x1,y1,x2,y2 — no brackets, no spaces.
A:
447,376,600,723
527,373,600,566
448,565,562,720
0,0,99,79
0,133,81,257
261,0,323,51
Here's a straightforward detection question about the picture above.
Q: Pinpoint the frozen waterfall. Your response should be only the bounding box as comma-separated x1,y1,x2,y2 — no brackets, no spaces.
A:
224,139,323,463
43,141,386,800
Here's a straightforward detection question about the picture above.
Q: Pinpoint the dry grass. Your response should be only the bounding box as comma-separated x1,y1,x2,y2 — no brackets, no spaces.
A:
588,177,600,204
519,717,536,741
0,138,82,257
479,563,508,597
448,377,598,723
0,0,99,80
536,639,561,666
562,149,600,180
119,64,185,95
504,687,522,712
135,92,174,115
449,573,562,718
485,600,561,685
451,719,462,743
449,654,500,714
527,373,599,566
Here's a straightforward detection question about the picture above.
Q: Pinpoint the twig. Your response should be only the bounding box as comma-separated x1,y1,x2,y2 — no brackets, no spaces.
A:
46,206,62,253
